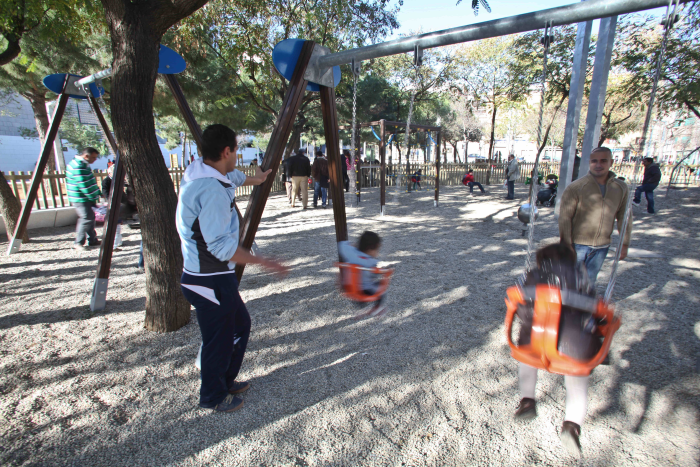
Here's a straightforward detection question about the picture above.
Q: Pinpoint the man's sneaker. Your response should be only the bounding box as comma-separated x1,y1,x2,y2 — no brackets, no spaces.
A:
228,381,250,394
88,240,102,247
73,243,88,251
632,199,641,206
514,397,537,420
211,394,244,413
560,421,582,457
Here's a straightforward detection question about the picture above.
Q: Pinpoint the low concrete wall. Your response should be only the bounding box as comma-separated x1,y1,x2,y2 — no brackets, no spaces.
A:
0,207,77,235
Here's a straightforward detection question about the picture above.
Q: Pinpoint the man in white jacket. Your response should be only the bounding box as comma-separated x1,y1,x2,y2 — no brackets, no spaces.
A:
176,124,288,412
505,154,519,200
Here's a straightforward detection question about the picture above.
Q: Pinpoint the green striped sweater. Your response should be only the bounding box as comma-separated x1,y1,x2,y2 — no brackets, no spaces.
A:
66,157,101,204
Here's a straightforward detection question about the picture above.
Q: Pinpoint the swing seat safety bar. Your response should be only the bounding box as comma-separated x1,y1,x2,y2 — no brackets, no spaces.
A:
504,285,621,377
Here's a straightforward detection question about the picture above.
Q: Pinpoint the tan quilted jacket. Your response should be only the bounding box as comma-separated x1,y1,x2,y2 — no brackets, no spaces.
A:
559,172,632,247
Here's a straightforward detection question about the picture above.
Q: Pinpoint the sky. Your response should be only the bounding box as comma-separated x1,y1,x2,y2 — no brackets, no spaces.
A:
391,0,667,38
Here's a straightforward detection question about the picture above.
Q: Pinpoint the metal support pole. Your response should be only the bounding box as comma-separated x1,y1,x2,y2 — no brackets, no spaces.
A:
89,97,124,312
406,135,412,193
579,15,618,171
435,130,442,207
556,17,592,215
235,40,315,280
312,0,686,73
7,86,69,255
379,119,386,215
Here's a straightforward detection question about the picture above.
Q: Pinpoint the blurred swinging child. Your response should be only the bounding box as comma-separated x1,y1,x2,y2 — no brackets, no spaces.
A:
338,231,387,318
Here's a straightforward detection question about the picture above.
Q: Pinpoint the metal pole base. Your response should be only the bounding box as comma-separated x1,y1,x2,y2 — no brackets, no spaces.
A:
6,238,22,256
90,278,109,312
381,206,385,216
434,200,438,208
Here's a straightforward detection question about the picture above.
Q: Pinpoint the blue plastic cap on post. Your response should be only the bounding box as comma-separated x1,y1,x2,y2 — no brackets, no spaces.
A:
272,38,341,91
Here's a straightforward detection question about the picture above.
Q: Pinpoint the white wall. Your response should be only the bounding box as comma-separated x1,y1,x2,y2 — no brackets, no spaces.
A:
0,135,177,172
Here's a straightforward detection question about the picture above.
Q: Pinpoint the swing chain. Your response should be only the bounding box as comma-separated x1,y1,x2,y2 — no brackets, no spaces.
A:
523,20,552,278
352,69,360,201
605,0,681,303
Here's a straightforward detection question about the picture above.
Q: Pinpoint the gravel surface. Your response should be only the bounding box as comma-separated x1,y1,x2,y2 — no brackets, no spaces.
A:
1,184,699,466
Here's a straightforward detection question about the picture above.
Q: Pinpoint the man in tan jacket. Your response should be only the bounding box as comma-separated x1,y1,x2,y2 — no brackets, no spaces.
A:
558,147,631,284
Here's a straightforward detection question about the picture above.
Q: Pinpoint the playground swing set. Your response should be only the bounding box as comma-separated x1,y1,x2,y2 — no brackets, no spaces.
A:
5,0,687,375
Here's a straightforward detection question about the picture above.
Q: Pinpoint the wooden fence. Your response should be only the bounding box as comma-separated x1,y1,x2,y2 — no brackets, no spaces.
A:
4,165,287,211
5,162,698,211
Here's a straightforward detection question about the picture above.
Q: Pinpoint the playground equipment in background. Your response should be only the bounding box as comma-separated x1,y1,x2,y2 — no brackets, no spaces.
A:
338,120,442,214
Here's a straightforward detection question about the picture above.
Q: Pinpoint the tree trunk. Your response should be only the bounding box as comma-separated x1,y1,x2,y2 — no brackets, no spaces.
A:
26,91,57,172
451,142,460,163
25,91,61,203
103,9,193,332
486,104,497,184
0,171,29,242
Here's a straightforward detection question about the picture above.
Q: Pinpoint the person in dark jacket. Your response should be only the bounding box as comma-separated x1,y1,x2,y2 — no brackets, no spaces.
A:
311,150,330,208
341,151,349,192
632,157,661,214
288,149,311,208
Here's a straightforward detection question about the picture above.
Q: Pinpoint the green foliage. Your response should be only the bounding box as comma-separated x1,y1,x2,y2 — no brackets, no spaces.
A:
0,0,106,65
169,0,401,149
59,116,109,156
614,5,700,119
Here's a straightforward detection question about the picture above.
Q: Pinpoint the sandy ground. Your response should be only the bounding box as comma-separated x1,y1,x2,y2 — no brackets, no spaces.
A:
1,183,699,467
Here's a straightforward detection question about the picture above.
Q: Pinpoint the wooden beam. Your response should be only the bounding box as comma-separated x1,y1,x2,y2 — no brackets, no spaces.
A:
320,85,348,243
163,74,246,235
91,97,124,278
379,119,386,213
89,96,125,311
6,91,69,255
235,40,315,280
162,74,203,148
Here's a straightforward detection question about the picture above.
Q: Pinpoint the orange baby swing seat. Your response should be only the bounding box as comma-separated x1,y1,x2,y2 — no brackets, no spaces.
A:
504,284,621,377
335,262,394,303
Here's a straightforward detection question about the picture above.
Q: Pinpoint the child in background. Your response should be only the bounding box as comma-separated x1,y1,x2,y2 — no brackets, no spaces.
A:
412,169,422,190
338,231,386,317
462,169,486,194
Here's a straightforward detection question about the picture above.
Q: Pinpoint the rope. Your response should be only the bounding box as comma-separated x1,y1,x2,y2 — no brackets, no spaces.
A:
604,0,680,303
522,21,552,279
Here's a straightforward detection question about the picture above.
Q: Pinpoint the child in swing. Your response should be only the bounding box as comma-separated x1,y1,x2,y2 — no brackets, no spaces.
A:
513,242,602,458
338,231,387,318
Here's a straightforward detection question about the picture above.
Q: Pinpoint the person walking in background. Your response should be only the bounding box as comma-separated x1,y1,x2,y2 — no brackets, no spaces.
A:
66,147,102,251
288,149,311,209
558,147,631,284
632,157,661,214
281,156,294,205
342,151,349,192
344,150,355,193
505,154,519,200
311,150,330,208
